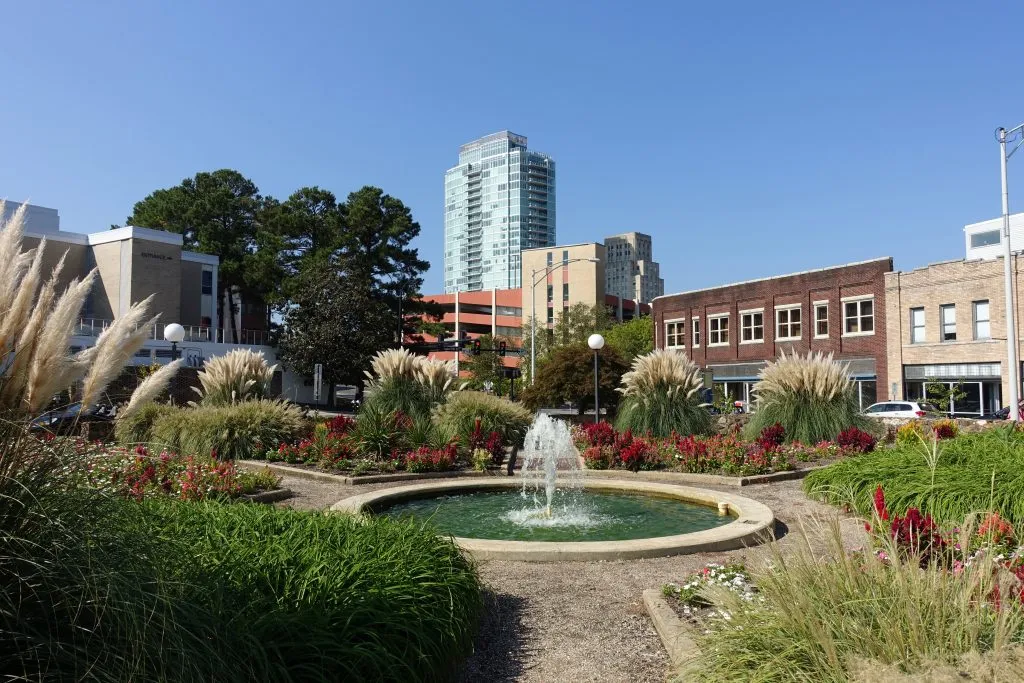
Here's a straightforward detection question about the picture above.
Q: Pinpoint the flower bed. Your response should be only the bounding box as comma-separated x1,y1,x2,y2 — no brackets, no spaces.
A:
69,439,282,501
662,562,759,622
574,422,872,477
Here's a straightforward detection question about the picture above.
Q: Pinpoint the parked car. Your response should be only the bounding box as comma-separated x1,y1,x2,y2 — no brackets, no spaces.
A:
31,402,116,434
863,401,943,419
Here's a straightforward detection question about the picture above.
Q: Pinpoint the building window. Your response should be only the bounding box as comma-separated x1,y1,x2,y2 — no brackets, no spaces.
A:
910,307,925,343
708,315,729,346
201,270,213,295
692,318,701,347
562,250,569,265
973,300,991,340
843,297,875,335
941,304,956,342
665,319,685,348
546,252,553,267
546,285,553,303
740,311,764,343
562,283,569,301
970,230,1001,248
814,302,828,338
546,307,553,324
775,305,802,341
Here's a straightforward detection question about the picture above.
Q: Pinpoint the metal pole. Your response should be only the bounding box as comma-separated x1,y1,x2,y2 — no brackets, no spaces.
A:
593,349,600,424
1000,127,1020,421
531,269,537,384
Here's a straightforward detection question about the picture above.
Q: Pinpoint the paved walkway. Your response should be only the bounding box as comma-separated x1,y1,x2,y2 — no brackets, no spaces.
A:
277,475,863,682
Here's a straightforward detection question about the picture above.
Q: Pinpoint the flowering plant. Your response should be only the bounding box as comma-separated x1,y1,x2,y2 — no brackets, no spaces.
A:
932,418,959,440
581,445,615,470
662,562,758,618
403,444,458,473
837,426,876,453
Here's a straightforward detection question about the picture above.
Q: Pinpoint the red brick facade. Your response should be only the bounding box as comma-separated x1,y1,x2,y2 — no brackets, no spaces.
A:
653,258,893,401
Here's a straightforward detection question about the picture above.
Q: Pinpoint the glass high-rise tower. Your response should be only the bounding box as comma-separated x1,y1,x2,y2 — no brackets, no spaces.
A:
444,131,556,293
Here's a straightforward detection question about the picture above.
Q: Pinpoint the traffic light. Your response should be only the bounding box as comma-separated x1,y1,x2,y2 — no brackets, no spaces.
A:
472,339,481,356
498,341,507,357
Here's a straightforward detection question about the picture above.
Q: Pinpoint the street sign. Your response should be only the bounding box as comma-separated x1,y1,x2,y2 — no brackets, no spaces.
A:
313,363,323,402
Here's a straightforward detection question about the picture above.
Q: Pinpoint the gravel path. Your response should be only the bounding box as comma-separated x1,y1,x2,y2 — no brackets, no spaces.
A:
275,474,863,682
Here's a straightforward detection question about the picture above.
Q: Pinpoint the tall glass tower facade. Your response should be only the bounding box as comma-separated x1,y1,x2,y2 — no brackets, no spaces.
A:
444,131,556,293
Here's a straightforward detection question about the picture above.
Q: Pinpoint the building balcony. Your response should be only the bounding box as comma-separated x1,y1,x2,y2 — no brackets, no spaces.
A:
75,318,270,346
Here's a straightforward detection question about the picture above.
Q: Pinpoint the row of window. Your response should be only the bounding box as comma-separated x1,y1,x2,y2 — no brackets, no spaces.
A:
665,298,874,349
909,300,989,343
546,283,570,302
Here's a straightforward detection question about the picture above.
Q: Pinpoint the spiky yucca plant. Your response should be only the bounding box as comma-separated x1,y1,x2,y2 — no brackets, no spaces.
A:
614,349,711,437
746,349,868,443
194,348,276,406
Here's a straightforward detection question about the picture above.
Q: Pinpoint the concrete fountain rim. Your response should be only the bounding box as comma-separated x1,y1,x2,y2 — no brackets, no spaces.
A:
329,478,775,562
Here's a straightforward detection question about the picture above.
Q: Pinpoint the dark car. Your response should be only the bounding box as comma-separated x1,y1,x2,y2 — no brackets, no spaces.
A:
31,402,115,434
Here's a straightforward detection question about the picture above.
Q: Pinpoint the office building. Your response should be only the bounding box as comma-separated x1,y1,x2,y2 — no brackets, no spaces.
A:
653,258,892,411
443,131,556,293
521,242,607,327
964,212,1024,261
605,232,664,304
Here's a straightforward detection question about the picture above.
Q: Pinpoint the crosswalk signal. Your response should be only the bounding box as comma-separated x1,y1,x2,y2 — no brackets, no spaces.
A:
498,341,507,357
472,339,481,356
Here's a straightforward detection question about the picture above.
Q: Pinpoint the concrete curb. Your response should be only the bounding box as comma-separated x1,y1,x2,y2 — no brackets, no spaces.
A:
642,589,699,672
332,478,775,562
240,488,293,504
239,459,825,488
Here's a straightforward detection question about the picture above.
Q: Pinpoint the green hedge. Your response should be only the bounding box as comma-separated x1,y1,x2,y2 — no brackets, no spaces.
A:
122,400,306,460
433,391,533,449
803,427,1024,526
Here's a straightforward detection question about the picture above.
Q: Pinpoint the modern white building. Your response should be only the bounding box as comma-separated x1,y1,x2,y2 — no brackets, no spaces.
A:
444,131,556,293
604,231,664,304
1,199,61,233
964,212,1024,260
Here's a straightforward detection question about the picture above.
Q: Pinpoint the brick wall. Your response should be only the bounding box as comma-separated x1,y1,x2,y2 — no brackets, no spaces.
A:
653,258,893,398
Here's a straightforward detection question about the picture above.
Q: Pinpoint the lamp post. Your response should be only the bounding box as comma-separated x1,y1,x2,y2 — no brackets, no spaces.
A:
529,257,601,384
588,333,605,424
164,323,185,361
997,123,1024,421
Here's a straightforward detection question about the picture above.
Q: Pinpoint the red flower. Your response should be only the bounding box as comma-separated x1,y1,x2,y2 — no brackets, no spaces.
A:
873,485,890,522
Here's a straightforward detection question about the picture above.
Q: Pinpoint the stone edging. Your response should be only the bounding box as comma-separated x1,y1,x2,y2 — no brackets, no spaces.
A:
238,460,824,488
331,479,775,562
239,488,293,504
642,588,699,672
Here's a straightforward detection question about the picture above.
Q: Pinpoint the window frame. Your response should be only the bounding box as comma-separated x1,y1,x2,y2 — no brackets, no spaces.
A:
910,307,926,344
973,300,991,340
708,314,730,347
813,300,829,339
774,304,802,341
691,317,701,348
940,303,956,342
739,308,764,344
842,295,875,337
664,318,686,349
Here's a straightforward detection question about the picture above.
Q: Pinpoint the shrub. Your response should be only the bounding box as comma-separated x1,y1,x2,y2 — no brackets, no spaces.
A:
350,401,406,459
471,448,491,472
115,402,177,445
933,418,959,440
755,423,785,449
746,350,868,444
614,349,712,438
896,420,927,445
151,400,305,461
578,421,617,447
195,348,276,406
582,445,615,470
804,427,1024,527
433,391,533,450
836,426,877,453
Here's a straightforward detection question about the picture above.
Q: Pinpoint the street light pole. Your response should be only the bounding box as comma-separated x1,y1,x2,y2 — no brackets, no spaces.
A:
588,333,605,424
529,257,601,385
998,123,1024,421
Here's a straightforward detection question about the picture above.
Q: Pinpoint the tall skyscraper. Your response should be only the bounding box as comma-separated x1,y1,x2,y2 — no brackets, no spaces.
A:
444,131,556,293
605,232,664,304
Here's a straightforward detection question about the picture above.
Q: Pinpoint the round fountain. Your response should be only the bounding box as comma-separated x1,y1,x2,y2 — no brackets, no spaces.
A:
333,414,774,561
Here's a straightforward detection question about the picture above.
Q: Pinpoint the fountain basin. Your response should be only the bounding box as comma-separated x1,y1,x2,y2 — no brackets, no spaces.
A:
331,479,775,562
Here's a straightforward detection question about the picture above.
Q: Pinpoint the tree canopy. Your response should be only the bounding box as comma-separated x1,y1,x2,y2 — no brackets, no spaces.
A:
520,343,628,416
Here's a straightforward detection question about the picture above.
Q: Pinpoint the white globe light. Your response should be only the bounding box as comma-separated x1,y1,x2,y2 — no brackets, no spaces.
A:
164,323,186,344
588,333,605,350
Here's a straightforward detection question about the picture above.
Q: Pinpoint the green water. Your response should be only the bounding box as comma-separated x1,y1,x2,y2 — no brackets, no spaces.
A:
377,489,733,542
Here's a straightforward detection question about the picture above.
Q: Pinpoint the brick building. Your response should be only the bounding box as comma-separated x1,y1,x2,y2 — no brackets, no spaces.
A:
652,258,893,410
884,256,1024,416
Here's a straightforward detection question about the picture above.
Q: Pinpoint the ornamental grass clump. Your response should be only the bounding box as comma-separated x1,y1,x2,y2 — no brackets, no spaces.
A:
432,390,533,450
614,349,711,438
194,348,276,406
746,349,868,444
687,517,1024,682
362,347,455,417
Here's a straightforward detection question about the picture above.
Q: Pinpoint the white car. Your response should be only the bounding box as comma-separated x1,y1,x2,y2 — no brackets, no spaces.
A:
863,401,943,419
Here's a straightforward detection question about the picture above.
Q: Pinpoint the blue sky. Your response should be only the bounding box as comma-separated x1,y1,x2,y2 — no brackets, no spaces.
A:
3,1,1024,296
